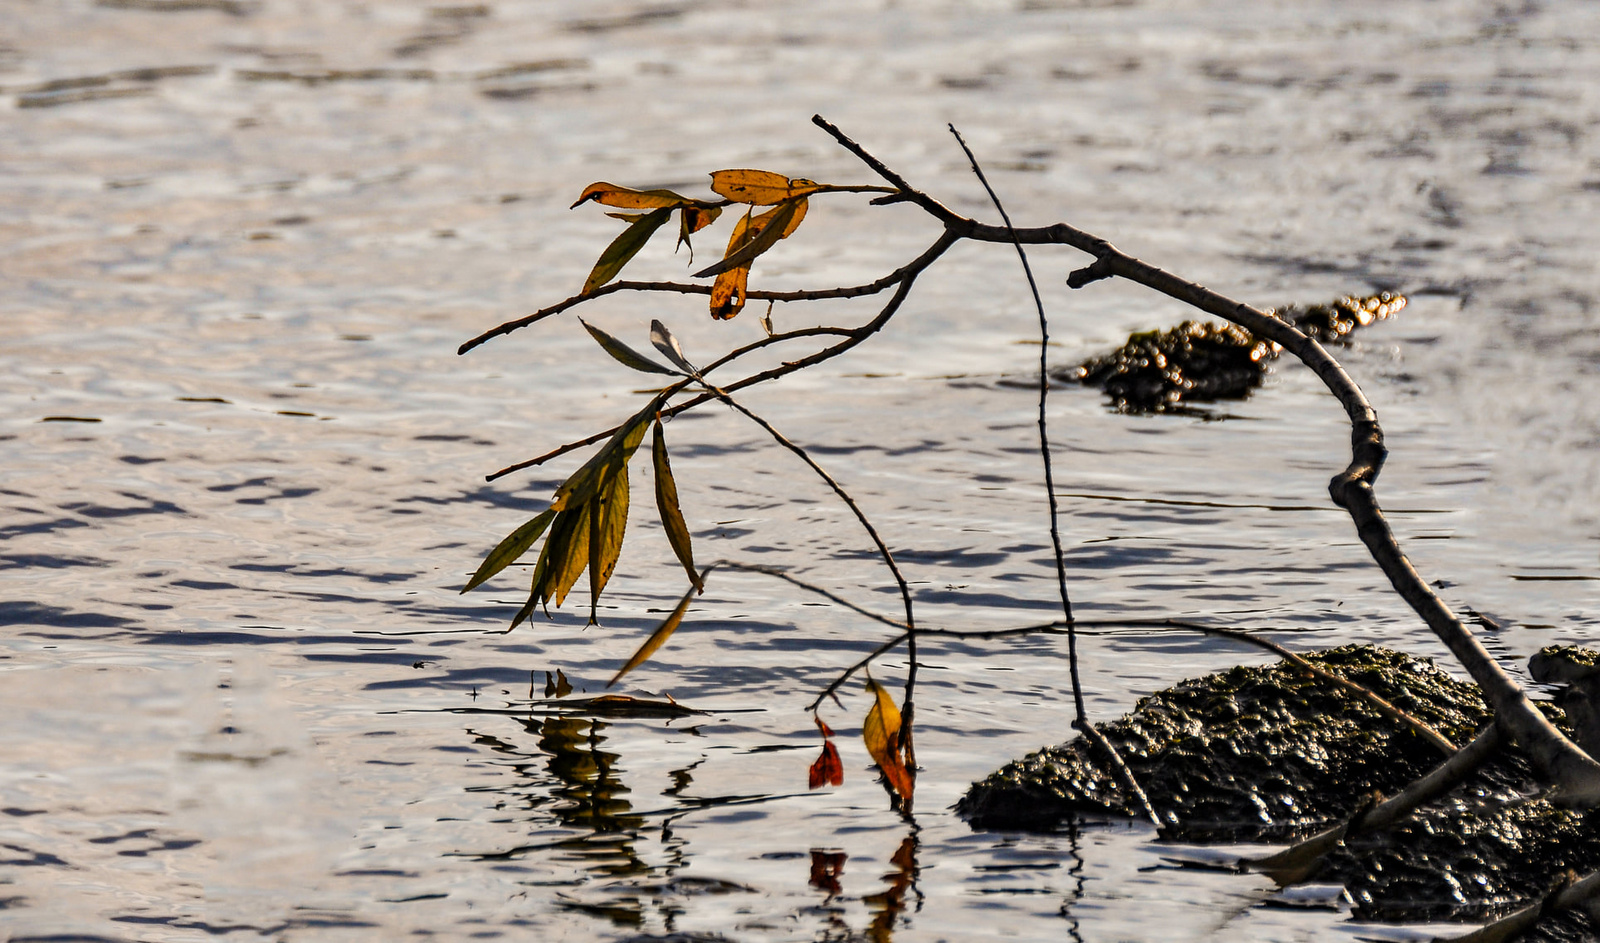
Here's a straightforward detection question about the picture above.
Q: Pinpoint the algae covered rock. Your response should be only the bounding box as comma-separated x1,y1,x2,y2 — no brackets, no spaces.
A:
957,644,1600,930
1060,292,1406,413
959,645,1486,839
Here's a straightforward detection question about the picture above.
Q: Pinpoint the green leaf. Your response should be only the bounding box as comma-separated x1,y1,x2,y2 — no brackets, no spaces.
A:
583,206,673,294
462,508,555,594
587,462,631,623
607,572,700,688
579,318,679,376
652,420,698,590
692,199,798,279
550,396,661,513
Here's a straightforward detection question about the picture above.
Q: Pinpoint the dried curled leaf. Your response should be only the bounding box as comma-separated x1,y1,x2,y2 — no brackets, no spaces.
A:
862,677,914,801
677,204,723,254
710,169,826,205
809,713,843,789
710,262,750,320
572,182,695,210
582,206,673,294
809,740,844,789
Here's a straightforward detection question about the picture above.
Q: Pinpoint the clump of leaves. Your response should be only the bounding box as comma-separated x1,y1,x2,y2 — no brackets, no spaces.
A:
463,168,913,803
571,170,882,318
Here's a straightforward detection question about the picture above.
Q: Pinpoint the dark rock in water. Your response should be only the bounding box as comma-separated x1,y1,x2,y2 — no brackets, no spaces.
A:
957,644,1600,933
1058,292,1406,413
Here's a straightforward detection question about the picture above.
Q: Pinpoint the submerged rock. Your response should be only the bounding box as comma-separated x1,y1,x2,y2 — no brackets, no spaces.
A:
1059,292,1406,413
957,644,1600,932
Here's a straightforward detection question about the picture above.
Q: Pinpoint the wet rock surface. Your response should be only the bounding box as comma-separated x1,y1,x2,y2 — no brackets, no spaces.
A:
1059,293,1406,413
958,645,1600,933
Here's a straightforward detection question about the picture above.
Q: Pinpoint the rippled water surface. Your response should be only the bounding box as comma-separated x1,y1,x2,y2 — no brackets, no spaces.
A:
5,1,1600,940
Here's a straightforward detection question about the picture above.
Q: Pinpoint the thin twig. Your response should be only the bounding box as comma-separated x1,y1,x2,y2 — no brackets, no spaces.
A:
946,123,1149,825
699,382,920,779
716,561,908,631
946,125,1083,713
458,227,943,354
483,232,959,481
835,617,1454,761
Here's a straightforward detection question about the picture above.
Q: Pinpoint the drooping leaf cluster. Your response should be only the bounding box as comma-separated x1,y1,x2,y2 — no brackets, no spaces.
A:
466,169,918,806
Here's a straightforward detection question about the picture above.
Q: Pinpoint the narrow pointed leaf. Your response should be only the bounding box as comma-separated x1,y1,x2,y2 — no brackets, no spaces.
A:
588,462,631,620
649,320,698,376
580,318,679,376
862,677,914,801
607,578,697,688
572,182,695,210
709,169,825,205
463,508,556,594
548,499,593,607
693,199,799,279
582,206,673,294
509,594,539,631
651,420,698,589
551,396,663,512
776,195,808,238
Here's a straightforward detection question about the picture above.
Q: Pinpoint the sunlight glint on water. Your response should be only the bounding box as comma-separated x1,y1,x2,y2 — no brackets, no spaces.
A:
3,1,1599,940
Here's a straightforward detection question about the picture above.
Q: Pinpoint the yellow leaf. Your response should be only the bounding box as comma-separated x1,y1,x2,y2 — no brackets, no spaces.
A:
862,677,914,801
710,264,750,320
677,204,722,255
550,397,660,513
572,182,695,210
607,576,697,688
587,462,630,622
696,199,806,278
708,210,755,319
546,498,592,608
709,169,826,205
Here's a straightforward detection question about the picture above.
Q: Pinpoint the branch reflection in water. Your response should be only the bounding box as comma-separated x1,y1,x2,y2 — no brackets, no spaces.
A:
452,702,931,939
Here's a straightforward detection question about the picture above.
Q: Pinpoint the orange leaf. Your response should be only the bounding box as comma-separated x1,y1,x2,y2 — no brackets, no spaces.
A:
814,714,835,739
709,264,749,320
572,182,694,210
809,740,844,789
709,169,826,205
862,678,913,801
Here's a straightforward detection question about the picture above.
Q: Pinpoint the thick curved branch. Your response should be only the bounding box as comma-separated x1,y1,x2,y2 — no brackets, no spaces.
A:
1245,723,1501,885
1032,239,1600,800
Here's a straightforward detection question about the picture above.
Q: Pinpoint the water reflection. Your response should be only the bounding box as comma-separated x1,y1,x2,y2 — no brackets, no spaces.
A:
459,707,939,940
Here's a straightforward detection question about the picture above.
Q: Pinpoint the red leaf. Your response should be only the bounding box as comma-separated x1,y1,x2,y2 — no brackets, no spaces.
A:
809,740,844,789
